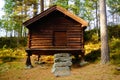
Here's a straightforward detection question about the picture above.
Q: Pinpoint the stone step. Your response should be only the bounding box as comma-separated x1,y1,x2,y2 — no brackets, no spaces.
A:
53,61,72,67
51,66,71,77
54,53,70,58
54,57,72,62
52,53,72,77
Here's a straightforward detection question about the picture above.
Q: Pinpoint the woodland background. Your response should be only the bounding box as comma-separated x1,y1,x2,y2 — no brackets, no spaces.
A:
0,0,120,80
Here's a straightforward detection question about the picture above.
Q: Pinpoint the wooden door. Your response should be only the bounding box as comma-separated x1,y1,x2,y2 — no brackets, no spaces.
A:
54,31,67,46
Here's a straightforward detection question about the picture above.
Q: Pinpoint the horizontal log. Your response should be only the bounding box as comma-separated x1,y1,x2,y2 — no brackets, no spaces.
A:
31,35,52,38
68,27,81,30
31,40,52,43
31,42,52,46
67,32,82,35
30,46,53,49
68,35,81,37
31,42,52,45
32,32,52,35
67,29,82,33
67,35,81,38
67,33,82,35
30,45,82,49
30,46,68,49
39,29,53,33
68,38,82,41
67,30,82,33
53,28,67,31
31,33,52,35
67,42,82,46
34,26,53,30
68,40,82,43
68,46,82,48
31,37,52,40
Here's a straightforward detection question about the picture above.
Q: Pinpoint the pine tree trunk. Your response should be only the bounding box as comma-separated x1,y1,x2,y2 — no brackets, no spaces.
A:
33,1,38,16
99,0,110,64
95,1,100,41
40,0,44,12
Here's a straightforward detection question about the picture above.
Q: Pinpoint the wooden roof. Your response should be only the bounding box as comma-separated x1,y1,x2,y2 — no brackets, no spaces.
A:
23,5,88,27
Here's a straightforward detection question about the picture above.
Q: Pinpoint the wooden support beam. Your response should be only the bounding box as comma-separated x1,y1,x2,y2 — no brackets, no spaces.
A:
25,51,33,68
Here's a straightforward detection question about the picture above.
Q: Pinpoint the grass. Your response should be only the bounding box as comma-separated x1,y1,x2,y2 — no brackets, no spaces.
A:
0,47,26,73
0,61,119,80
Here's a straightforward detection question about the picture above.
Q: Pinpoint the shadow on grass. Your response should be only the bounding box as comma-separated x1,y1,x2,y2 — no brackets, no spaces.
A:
0,56,17,63
72,49,101,68
111,53,120,65
84,49,101,63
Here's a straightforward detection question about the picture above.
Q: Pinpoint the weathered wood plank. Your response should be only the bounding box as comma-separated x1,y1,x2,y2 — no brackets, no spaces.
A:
31,40,52,43
31,35,52,38
67,42,82,46
67,35,81,38
32,32,53,35
31,42,52,45
67,30,82,33
67,38,82,41
31,37,52,40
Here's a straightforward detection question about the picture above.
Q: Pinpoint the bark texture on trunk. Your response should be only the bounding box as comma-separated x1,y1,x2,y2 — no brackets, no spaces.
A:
100,0,110,64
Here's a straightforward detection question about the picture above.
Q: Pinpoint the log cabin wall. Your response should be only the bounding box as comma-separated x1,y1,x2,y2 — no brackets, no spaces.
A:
27,11,84,50
24,6,88,67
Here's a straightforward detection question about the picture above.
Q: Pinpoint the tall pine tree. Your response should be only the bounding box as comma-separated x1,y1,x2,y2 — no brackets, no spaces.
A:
100,0,110,64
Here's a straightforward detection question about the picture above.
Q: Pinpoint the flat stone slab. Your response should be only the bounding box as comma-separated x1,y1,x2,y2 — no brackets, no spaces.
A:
52,53,72,77
51,66,70,73
54,57,72,62
52,66,71,77
54,70,71,77
53,61,72,67
54,53,70,58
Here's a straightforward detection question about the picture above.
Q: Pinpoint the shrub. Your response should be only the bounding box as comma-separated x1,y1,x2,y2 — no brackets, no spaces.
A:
84,25,120,43
109,38,120,65
0,37,27,48
108,25,120,39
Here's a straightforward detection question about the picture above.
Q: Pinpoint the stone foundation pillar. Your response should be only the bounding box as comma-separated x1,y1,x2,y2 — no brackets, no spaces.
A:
51,53,72,77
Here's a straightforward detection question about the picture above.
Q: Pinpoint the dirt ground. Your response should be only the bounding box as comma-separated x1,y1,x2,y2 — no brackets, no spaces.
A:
0,58,120,80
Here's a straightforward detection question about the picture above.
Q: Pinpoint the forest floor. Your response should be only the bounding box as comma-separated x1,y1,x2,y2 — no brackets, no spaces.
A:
0,57,120,80
0,39,120,80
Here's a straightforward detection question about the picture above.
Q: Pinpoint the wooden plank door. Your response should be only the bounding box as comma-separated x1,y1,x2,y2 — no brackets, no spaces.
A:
54,31,67,46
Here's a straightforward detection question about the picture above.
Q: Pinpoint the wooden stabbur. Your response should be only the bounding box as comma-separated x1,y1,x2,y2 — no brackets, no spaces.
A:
23,5,88,67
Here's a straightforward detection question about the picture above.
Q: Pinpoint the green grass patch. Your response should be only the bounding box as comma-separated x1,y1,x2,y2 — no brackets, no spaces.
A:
0,47,26,73
0,61,25,73
0,56,17,63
